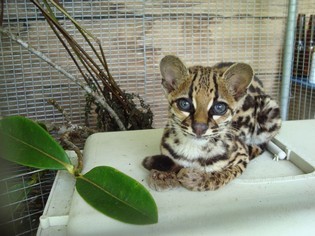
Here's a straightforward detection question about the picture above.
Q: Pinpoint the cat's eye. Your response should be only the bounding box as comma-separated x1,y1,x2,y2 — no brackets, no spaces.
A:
211,102,228,115
176,98,193,112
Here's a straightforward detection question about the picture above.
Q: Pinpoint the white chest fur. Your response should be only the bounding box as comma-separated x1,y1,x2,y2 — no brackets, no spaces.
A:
174,136,209,159
162,128,226,161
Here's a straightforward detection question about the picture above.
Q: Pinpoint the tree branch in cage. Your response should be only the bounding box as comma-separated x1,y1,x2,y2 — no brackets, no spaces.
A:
0,0,4,27
47,99,71,125
31,0,153,131
46,98,96,156
0,27,126,131
60,131,83,174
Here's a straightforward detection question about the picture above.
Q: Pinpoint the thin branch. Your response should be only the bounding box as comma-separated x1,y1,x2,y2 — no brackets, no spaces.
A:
0,0,4,27
0,27,126,131
47,98,71,124
32,0,128,110
33,1,103,89
60,131,83,175
48,0,99,43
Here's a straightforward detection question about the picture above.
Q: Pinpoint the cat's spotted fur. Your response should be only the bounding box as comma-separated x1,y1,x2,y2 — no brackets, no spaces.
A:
142,55,281,191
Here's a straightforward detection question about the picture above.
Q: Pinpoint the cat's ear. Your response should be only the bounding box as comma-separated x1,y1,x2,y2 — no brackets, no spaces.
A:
160,55,189,93
223,63,253,99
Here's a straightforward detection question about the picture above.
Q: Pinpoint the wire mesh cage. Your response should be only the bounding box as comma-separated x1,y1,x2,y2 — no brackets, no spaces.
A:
1,0,290,128
0,162,56,236
289,3,315,120
0,0,314,235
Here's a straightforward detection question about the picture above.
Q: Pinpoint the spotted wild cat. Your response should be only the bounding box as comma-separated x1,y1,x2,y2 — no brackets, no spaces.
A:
142,55,281,191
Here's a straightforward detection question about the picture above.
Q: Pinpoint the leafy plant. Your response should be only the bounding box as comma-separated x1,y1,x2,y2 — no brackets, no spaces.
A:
0,116,158,225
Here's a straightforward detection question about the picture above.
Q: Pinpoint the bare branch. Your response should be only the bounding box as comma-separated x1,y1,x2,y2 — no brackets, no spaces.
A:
0,27,126,131
60,131,83,175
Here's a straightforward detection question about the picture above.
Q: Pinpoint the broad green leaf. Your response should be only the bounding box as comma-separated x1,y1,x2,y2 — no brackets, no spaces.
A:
0,116,73,172
76,166,158,225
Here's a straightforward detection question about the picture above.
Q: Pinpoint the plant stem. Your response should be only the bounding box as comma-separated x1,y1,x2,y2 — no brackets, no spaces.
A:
60,131,83,175
47,99,71,124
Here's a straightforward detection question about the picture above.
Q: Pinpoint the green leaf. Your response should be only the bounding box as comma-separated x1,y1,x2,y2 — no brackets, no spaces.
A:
76,166,158,225
0,116,73,172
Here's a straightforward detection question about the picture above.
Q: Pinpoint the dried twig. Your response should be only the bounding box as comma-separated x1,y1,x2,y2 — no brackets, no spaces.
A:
47,98,96,172
47,99,71,124
33,0,129,110
1,0,153,133
0,0,4,27
31,0,153,131
0,27,126,131
60,131,83,175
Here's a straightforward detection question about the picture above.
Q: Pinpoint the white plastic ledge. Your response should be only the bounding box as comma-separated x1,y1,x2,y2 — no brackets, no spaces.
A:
37,120,315,236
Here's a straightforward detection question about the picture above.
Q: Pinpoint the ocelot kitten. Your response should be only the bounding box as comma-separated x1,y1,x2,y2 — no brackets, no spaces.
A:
142,55,281,191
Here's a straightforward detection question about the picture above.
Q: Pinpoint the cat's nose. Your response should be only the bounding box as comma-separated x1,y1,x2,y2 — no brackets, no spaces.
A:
192,122,208,136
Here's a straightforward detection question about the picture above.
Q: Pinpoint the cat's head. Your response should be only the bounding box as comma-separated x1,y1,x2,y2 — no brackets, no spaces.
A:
160,55,253,138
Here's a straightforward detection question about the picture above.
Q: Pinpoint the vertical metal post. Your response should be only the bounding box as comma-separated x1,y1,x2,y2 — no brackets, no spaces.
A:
280,0,297,120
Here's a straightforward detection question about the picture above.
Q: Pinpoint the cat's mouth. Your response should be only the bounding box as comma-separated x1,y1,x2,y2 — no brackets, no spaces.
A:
194,133,207,139
188,130,214,140
193,129,222,140
181,128,204,139
195,134,214,140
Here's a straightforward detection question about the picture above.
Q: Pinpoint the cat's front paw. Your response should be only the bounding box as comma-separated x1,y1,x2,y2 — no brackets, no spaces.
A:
177,168,218,191
248,144,263,159
147,169,180,191
142,155,177,171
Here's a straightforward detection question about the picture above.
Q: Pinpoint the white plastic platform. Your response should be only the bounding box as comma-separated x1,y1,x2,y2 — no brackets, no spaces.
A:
37,120,315,236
